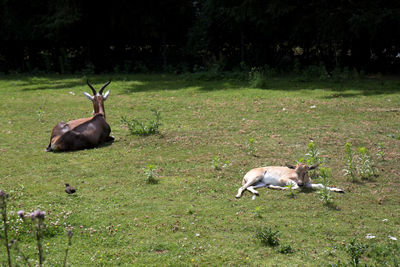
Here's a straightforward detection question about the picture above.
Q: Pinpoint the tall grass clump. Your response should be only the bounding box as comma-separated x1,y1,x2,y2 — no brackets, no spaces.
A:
121,110,162,136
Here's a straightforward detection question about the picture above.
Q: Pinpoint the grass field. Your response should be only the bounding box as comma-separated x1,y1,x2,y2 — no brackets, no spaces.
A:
0,74,400,266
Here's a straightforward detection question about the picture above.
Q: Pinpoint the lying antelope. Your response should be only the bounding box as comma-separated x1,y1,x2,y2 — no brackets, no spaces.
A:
46,81,114,152
236,163,344,198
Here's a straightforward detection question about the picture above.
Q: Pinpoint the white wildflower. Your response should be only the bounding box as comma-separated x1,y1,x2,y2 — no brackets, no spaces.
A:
365,234,376,239
388,236,397,241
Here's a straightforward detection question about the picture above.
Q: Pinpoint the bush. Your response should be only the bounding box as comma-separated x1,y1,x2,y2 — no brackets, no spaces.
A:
121,110,162,136
255,227,280,247
248,66,276,88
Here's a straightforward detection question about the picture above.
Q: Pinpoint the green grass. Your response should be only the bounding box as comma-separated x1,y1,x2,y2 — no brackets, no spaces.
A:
0,74,400,266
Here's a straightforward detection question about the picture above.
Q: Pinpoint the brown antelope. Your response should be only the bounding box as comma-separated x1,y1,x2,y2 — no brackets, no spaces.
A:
46,80,114,152
236,163,344,198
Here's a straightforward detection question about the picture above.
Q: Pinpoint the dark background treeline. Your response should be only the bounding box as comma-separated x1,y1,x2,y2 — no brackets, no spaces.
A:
1,0,400,74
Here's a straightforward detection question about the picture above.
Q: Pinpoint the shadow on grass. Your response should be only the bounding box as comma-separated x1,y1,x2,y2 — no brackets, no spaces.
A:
47,139,114,153
324,202,341,211
4,73,400,97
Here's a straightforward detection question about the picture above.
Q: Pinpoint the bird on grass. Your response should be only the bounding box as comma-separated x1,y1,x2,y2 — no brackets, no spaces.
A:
65,183,76,194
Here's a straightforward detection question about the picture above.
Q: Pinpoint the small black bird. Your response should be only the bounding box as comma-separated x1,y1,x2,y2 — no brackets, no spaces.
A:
65,183,76,194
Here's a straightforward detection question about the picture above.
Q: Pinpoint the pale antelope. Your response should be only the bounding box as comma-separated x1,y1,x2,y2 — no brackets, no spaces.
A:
236,163,344,198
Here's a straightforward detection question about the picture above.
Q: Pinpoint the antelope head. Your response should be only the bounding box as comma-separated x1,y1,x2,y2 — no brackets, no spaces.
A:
287,163,319,186
84,80,111,118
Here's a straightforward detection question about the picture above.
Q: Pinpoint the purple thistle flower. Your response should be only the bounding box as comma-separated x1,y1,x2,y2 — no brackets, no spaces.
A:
38,211,45,219
0,190,8,199
17,210,25,220
32,209,45,220
29,212,36,219
67,230,73,238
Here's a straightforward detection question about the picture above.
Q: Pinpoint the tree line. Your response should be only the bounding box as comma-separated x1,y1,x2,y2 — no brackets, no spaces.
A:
1,0,399,74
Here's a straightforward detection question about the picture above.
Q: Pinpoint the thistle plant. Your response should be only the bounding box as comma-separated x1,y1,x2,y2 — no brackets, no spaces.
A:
0,190,73,266
247,138,257,156
10,240,31,267
253,206,263,219
376,142,386,161
0,190,11,267
357,147,376,180
211,156,230,171
343,142,357,182
143,164,159,184
301,141,323,178
255,226,280,247
317,167,333,205
18,209,46,266
36,108,45,122
63,230,73,267
278,244,294,254
345,239,368,266
285,183,296,198
121,109,162,136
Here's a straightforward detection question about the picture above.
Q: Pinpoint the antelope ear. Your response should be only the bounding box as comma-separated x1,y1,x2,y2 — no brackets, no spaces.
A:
309,164,319,170
83,92,94,101
286,164,296,169
102,90,110,101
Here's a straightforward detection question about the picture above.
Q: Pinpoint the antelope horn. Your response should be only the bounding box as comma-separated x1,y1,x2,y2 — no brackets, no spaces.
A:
99,80,111,95
285,164,296,169
309,164,320,170
87,80,96,95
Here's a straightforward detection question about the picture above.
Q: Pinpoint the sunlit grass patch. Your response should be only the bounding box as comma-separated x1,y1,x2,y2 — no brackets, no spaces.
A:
0,74,399,265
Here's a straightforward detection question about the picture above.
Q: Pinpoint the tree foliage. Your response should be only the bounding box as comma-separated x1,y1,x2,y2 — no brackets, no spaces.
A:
0,0,399,73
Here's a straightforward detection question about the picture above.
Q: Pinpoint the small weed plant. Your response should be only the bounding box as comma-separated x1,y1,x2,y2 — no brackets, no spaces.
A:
248,66,276,88
343,143,377,181
255,226,280,247
211,156,230,171
376,142,386,161
278,244,294,254
357,147,376,180
247,138,257,156
253,206,264,219
317,167,333,205
345,239,368,266
36,108,45,122
285,183,296,198
344,142,357,182
299,141,323,178
121,109,162,136
143,164,159,184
